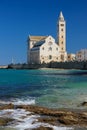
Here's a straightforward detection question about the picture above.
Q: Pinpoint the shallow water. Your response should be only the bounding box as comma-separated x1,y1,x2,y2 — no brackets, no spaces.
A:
0,69,87,109
0,69,87,130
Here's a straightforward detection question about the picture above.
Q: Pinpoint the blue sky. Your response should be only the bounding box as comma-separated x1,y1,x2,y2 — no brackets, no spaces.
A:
0,0,87,65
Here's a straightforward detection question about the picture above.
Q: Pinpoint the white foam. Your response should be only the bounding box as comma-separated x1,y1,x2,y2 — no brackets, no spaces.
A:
53,126,73,130
0,109,73,130
0,98,35,105
12,98,35,105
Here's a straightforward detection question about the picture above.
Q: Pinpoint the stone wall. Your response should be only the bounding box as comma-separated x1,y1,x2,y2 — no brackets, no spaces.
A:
50,61,87,69
8,61,87,70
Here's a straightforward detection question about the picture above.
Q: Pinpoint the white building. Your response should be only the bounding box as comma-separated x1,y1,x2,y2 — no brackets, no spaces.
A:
27,12,67,64
29,36,61,63
67,53,76,61
76,49,87,61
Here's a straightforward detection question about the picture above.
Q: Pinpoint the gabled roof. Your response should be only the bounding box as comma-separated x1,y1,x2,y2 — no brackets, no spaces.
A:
34,39,45,47
29,36,47,41
32,35,56,48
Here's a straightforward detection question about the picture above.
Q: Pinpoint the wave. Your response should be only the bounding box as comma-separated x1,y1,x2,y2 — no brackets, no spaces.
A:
0,109,73,130
0,97,35,105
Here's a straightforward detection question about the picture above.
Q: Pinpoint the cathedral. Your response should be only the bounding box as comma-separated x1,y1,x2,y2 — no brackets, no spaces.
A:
27,12,67,64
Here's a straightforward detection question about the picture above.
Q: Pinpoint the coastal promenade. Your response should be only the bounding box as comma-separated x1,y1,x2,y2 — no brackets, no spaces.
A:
8,61,87,70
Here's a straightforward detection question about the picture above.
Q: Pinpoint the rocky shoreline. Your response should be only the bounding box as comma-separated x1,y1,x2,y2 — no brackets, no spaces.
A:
0,103,87,130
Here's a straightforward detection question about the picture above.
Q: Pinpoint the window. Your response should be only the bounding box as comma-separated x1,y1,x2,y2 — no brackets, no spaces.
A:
49,47,52,51
61,41,63,44
61,36,63,38
61,24,64,26
61,29,63,31
42,47,44,50
56,48,58,51
62,48,63,50
61,55,64,60
49,55,52,59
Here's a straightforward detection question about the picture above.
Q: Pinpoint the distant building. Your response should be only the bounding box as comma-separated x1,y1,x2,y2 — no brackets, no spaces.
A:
67,54,76,61
76,49,87,61
27,12,67,64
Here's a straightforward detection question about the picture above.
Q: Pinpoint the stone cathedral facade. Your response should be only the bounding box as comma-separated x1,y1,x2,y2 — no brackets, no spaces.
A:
27,12,67,64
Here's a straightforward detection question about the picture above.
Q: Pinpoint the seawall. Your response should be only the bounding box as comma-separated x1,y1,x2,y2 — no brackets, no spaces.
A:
50,61,87,69
8,61,87,70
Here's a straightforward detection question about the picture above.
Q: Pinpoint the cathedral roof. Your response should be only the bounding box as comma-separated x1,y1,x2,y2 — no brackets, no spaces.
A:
31,39,45,51
29,36,47,42
34,39,45,47
32,35,55,48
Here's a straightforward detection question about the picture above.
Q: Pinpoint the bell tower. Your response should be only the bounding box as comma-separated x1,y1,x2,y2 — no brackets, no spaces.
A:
57,11,67,61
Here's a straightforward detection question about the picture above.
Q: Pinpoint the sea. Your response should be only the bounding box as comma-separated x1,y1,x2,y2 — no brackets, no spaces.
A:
0,68,87,130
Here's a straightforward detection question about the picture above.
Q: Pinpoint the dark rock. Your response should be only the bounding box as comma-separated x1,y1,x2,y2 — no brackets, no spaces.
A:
58,115,78,125
81,102,87,106
0,103,14,110
0,118,14,126
0,104,87,127
31,126,53,130
37,116,58,126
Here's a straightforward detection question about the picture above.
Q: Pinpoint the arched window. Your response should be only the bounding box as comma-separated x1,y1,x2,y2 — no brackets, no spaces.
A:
56,48,58,51
49,55,52,59
42,47,44,50
49,47,52,51
61,55,64,60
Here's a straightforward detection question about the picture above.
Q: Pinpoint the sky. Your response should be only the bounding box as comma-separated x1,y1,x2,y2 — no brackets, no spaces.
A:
0,0,87,65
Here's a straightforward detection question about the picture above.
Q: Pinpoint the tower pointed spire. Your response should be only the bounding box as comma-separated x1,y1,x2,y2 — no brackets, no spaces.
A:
59,11,64,21
57,11,66,61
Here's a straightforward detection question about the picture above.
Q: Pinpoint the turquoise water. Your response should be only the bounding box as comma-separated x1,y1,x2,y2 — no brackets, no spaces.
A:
0,69,87,109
